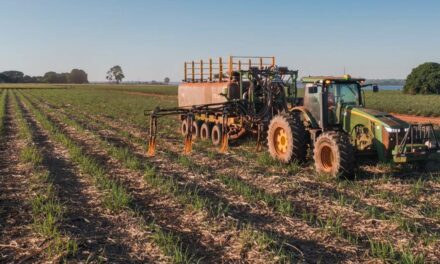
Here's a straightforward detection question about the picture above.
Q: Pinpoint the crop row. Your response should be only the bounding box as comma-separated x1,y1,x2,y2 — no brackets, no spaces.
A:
24,88,440,222
12,91,78,259
19,90,307,263
0,89,7,135
15,91,205,263
27,89,439,235
21,90,434,263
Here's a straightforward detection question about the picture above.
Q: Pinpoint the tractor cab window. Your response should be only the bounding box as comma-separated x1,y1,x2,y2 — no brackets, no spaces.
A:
331,83,360,105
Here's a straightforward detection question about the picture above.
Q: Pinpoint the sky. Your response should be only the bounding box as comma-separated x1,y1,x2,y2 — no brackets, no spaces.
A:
1,0,439,82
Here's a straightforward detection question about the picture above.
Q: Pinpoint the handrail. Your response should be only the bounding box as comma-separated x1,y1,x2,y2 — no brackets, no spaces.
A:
183,56,275,83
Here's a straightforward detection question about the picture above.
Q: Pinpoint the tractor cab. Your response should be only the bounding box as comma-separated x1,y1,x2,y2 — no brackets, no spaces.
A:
301,75,366,130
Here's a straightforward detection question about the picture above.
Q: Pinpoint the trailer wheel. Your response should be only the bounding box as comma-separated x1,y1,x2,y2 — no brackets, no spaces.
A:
192,121,201,139
181,120,189,136
267,113,306,163
314,132,354,179
200,123,211,141
211,124,222,146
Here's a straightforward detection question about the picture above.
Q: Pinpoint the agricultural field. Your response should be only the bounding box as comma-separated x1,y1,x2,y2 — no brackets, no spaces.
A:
1,85,440,263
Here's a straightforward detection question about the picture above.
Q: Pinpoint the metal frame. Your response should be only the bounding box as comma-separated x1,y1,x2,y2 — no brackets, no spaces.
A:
183,56,276,83
146,63,299,156
396,124,439,157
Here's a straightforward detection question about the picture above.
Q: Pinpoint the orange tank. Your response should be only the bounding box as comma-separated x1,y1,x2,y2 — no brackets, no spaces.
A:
178,82,240,108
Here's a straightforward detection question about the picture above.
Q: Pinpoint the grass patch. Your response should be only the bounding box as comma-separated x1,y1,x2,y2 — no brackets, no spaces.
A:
0,89,7,136
21,145,43,166
17,92,131,213
18,91,203,262
149,224,199,264
12,91,78,258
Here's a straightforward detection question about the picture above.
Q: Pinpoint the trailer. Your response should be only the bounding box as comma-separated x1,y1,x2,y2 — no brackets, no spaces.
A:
147,56,299,155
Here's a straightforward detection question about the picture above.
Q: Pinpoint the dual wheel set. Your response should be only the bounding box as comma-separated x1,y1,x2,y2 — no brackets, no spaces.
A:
181,120,223,146
267,113,355,178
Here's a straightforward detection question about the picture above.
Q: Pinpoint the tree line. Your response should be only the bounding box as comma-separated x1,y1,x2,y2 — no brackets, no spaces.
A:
0,69,88,84
404,62,440,94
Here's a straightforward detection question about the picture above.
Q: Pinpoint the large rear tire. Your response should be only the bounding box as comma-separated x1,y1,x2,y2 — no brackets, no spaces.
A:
267,113,306,163
313,132,354,178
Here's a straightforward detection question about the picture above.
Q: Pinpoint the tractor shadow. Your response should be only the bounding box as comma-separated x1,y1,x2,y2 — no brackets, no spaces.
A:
354,156,440,183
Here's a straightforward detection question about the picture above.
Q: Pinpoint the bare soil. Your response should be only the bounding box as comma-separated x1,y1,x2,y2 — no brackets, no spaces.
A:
0,96,39,263
37,95,372,263
392,113,440,125
17,95,165,262
5,89,440,263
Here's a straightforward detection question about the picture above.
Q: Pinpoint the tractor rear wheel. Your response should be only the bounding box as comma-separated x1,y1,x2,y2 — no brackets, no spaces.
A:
211,124,222,146
313,132,354,178
267,113,306,163
200,122,211,141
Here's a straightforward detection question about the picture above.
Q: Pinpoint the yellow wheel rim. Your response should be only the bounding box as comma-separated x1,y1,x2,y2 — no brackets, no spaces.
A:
321,145,334,170
274,127,288,154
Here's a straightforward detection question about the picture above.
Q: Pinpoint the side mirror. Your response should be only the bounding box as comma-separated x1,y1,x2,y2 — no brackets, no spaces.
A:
373,85,379,93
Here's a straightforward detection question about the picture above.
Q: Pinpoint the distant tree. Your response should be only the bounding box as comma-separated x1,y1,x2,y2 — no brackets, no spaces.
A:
0,73,7,83
22,75,36,83
43,71,67,83
43,71,60,83
1,71,24,83
404,62,440,94
106,65,125,84
69,69,88,84
164,77,170,84
59,73,70,83
34,76,44,83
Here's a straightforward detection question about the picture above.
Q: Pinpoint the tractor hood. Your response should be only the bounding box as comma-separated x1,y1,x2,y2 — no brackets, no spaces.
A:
348,107,410,130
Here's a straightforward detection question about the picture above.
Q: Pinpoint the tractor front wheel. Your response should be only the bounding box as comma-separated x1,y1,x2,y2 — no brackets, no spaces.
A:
313,132,354,178
267,113,306,163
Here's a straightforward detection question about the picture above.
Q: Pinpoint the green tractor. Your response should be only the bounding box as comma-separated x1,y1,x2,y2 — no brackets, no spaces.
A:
267,75,440,177
146,56,439,178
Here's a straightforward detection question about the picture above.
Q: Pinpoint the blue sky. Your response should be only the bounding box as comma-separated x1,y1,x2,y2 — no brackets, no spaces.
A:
1,0,439,81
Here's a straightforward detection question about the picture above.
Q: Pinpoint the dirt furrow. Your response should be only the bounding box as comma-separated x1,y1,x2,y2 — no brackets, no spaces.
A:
19,92,262,262
0,91,40,263
16,93,164,262
42,92,439,215
22,92,374,262
43,99,440,261
83,104,440,228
